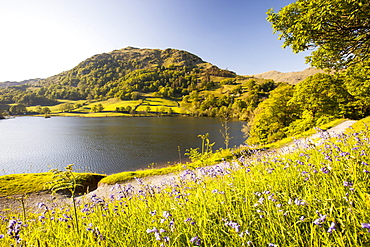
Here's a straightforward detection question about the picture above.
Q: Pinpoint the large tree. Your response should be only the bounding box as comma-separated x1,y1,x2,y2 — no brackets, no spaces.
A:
267,0,370,70
246,84,298,145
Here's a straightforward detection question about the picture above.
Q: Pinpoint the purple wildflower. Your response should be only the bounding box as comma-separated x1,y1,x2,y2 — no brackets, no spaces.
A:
327,222,336,233
190,236,201,246
146,227,158,233
320,167,330,174
37,202,49,211
225,220,241,233
163,211,172,219
313,214,327,225
343,181,353,187
154,232,161,241
7,220,22,243
361,223,370,232
239,230,250,237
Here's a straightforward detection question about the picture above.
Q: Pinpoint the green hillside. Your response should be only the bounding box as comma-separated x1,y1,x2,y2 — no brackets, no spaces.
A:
0,47,277,120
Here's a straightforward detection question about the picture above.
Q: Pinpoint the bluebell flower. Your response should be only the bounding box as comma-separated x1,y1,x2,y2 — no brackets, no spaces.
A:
361,223,370,232
327,222,336,233
313,214,327,225
190,236,201,246
320,167,330,174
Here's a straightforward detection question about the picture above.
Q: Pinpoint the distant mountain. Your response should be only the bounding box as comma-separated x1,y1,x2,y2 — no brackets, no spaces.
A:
252,67,324,84
0,78,42,88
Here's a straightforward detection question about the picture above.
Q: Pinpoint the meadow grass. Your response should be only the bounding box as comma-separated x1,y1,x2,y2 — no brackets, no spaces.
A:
1,123,370,246
26,96,184,117
0,172,105,197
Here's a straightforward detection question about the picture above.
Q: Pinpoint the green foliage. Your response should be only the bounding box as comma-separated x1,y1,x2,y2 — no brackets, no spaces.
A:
9,104,27,115
267,0,370,70
246,84,298,144
185,133,215,164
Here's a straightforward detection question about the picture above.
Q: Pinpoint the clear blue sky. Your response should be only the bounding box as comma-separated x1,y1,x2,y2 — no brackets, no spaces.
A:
0,0,310,82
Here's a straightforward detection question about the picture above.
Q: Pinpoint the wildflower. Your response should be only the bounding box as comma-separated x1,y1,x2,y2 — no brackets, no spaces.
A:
343,181,353,187
327,222,336,233
225,220,241,233
268,243,278,247
363,169,370,173
320,167,330,174
37,202,48,210
149,210,157,216
361,223,370,232
294,198,307,206
190,236,201,246
154,232,161,241
239,230,250,237
146,227,158,233
7,220,22,243
313,214,327,225
163,211,172,219
0,234,4,239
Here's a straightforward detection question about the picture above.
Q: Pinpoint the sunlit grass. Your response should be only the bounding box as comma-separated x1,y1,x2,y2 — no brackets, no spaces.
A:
262,118,347,150
1,126,370,246
0,172,105,197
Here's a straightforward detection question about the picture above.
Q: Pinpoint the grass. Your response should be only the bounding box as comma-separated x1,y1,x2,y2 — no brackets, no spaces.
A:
346,116,370,134
26,96,184,117
261,118,347,150
0,119,370,246
0,172,106,197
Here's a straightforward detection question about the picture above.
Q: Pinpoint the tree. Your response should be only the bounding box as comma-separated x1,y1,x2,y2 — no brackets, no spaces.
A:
267,0,370,70
246,85,298,145
287,73,352,134
342,61,370,117
288,73,351,119
9,104,27,115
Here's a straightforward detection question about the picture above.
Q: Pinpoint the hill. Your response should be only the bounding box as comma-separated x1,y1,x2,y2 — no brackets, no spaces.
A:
0,78,42,88
0,47,277,120
252,67,324,84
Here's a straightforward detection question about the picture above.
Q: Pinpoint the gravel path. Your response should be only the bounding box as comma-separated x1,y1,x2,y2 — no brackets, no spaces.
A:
0,120,357,214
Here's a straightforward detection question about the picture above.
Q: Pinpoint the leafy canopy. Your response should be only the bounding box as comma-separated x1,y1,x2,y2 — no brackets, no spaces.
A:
267,0,370,69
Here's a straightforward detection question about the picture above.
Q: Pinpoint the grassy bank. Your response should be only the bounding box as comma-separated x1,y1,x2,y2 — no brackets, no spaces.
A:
0,118,369,246
0,172,106,197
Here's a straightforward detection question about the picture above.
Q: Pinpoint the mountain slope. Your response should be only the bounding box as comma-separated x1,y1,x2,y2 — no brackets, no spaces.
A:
252,67,324,84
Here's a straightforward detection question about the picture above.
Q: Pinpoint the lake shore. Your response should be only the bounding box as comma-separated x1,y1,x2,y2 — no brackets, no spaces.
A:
0,120,357,213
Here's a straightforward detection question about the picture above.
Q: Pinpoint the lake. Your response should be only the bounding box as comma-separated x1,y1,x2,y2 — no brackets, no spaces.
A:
0,117,246,175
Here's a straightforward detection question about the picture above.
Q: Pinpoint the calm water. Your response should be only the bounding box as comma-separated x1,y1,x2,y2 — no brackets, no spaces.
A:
0,117,245,175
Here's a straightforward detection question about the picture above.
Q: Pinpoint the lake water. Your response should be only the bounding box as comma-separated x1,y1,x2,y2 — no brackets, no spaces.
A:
0,117,245,175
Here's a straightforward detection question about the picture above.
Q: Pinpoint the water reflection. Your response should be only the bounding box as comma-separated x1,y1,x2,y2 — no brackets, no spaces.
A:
0,117,245,175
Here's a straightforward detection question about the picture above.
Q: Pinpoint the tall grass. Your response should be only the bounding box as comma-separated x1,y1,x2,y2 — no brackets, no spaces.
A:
1,128,370,246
